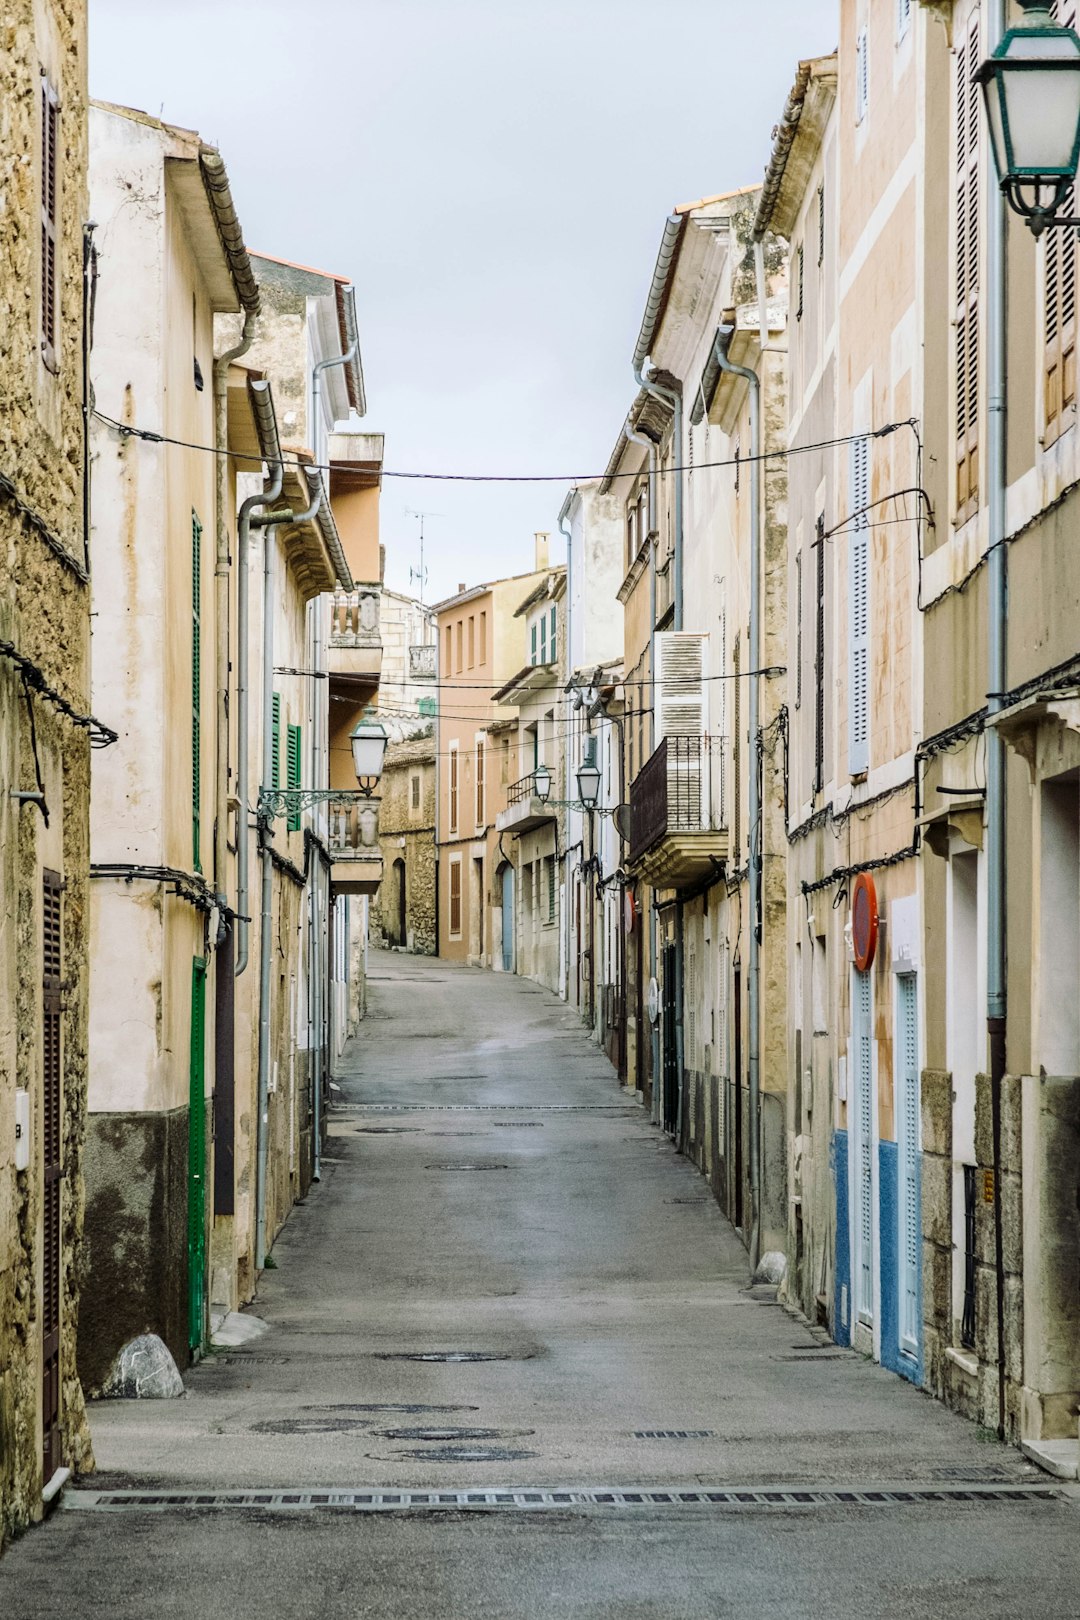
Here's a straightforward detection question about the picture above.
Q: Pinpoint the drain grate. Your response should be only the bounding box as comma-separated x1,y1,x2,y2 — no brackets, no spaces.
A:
491,1121,544,1127
67,1483,1059,1515
424,1163,511,1172
665,1198,709,1206
633,1430,715,1440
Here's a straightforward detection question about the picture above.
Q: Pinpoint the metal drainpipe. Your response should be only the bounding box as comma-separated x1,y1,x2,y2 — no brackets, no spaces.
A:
623,417,662,1117
254,481,324,1270
235,404,283,977
213,308,257,918
986,0,1009,1442
713,325,762,1268
558,494,574,1000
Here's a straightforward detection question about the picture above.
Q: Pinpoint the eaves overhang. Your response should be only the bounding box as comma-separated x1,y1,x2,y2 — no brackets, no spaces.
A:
631,214,687,373
752,56,839,243
599,389,675,495
491,662,559,704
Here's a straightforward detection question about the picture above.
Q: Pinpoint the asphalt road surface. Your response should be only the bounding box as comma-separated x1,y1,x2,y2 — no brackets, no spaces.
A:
3,951,1077,1618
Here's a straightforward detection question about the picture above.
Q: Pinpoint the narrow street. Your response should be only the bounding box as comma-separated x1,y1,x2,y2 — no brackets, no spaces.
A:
4,953,1079,1618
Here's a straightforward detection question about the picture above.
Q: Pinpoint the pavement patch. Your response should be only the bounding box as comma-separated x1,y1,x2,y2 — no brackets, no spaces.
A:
374,1350,534,1363
373,1427,535,1442
396,1446,539,1463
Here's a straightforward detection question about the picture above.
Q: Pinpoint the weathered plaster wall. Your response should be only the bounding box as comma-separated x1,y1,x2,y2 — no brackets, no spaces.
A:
0,0,94,1544
376,742,436,955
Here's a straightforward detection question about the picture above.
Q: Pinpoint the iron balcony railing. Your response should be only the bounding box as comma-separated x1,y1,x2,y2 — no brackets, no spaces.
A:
628,735,721,864
507,769,543,807
329,585,381,648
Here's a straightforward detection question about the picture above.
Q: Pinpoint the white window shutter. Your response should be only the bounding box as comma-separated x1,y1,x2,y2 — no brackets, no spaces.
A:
897,0,912,42
655,632,706,741
848,437,870,775
856,27,869,124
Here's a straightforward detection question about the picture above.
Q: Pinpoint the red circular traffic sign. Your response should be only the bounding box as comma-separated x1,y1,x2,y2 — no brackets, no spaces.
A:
851,873,879,972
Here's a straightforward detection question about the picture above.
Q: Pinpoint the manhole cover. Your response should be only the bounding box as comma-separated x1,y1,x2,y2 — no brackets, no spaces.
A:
374,1350,530,1363
250,1417,373,1435
375,1426,534,1442
398,1446,538,1464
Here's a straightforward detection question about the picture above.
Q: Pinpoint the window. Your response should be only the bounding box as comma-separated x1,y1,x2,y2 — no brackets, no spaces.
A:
897,0,912,41
539,610,548,664
955,13,981,520
550,604,557,654
855,26,869,125
545,855,556,924
1044,183,1077,441
449,855,462,938
287,724,302,831
411,773,421,810
475,737,485,827
448,742,459,834
456,620,463,673
626,496,638,573
443,625,452,677
192,511,202,871
418,695,437,718
796,244,805,321
848,437,870,776
271,693,281,790
479,610,487,665
40,74,59,370
531,621,538,665
468,615,475,668
817,183,825,268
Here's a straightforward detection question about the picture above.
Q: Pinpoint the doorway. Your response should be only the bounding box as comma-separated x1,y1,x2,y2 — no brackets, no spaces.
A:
188,958,207,1357
501,864,514,973
661,941,679,1136
393,857,406,947
42,869,63,1483
850,965,877,1353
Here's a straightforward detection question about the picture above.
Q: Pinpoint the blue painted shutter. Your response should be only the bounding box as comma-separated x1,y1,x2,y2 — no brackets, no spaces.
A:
897,973,921,1358
853,967,874,1327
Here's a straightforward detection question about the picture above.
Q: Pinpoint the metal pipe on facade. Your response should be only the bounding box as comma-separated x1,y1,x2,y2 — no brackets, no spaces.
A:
713,325,762,1266
235,380,283,978
985,0,1009,1442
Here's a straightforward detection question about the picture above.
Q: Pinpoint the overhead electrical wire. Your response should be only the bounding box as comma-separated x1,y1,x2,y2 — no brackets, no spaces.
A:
92,408,917,486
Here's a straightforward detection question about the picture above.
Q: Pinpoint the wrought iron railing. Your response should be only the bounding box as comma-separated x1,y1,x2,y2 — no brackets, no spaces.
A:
329,585,381,648
628,735,720,863
507,770,541,807
961,1163,977,1350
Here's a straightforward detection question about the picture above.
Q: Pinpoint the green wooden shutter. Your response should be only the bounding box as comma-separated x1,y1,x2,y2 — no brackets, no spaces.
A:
271,694,281,791
287,723,302,831
192,511,202,872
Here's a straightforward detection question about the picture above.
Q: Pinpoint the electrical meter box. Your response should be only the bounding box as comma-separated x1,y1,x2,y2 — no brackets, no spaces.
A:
15,1089,30,1171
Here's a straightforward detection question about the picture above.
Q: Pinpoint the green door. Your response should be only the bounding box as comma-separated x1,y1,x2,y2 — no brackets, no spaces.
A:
187,958,207,1355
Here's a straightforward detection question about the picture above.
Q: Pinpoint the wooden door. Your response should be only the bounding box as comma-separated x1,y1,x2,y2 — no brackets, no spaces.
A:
42,870,63,1484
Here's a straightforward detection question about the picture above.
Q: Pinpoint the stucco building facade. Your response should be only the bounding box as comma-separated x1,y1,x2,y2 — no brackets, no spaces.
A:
375,736,437,955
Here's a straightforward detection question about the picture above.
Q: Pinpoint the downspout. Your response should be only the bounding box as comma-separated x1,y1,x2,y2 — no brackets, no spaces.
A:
254,477,325,1271
558,491,575,1001
986,0,1009,1442
623,418,662,1117
236,381,283,977
713,324,762,1268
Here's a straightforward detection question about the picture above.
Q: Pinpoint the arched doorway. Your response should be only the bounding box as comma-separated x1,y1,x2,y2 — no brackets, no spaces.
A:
393,858,406,948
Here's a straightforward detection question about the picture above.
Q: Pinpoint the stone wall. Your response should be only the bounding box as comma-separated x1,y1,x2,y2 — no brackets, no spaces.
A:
375,739,437,955
0,0,95,1543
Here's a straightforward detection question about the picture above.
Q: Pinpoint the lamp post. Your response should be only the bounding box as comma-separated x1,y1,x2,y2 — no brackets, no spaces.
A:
350,714,388,795
978,2,1080,234
533,762,552,803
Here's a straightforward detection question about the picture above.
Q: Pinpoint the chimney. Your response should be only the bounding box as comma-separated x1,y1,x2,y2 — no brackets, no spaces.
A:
534,531,550,572
457,582,466,594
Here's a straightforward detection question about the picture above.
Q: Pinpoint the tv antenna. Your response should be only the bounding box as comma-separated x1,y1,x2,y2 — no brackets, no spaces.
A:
406,506,441,604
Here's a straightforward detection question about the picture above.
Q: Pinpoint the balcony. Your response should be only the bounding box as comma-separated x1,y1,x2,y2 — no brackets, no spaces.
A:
329,585,382,691
409,643,437,681
627,736,727,887
328,793,383,896
495,770,556,836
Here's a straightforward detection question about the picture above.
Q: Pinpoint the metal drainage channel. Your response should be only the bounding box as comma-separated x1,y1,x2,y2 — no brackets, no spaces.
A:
67,1484,1058,1515
337,1105,634,1114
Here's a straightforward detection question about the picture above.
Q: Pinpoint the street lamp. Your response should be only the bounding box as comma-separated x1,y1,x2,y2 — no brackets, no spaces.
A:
350,714,388,795
978,1,1080,235
533,762,552,802
576,758,601,809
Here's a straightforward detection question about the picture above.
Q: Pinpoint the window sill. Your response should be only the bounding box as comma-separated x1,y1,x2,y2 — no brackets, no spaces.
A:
945,1345,978,1379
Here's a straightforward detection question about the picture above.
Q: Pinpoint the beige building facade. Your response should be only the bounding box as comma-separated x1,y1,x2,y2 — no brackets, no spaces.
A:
375,737,437,955
0,0,98,1539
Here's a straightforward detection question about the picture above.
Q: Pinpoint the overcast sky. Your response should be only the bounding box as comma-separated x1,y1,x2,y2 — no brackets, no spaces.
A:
90,1,837,604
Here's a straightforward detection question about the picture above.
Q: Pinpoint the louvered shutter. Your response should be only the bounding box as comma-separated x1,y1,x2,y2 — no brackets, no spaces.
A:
897,973,921,1358
656,631,707,831
853,966,875,1328
686,946,698,1070
717,582,728,824
287,724,302,831
855,27,869,124
848,438,870,776
897,0,912,41
716,937,729,1085
42,870,63,1482
271,694,281,791
814,518,826,794
955,16,981,519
